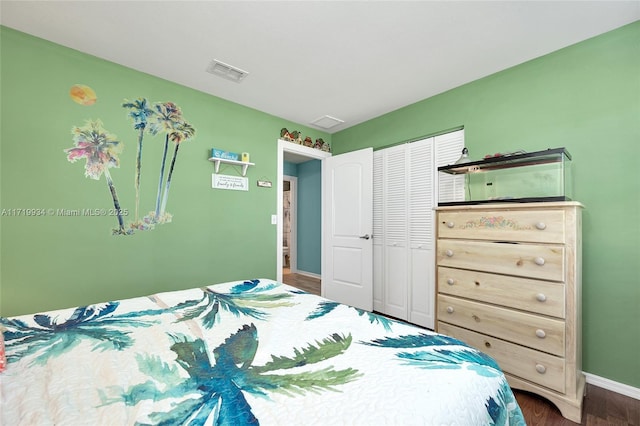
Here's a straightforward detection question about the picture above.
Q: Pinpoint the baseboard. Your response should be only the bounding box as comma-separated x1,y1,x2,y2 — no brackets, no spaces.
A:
585,372,640,400
292,270,321,280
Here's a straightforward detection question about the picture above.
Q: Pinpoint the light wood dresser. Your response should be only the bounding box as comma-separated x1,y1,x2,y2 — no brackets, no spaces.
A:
435,202,584,422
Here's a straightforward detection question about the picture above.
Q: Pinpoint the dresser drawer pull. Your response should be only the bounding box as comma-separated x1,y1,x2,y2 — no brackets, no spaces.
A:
445,249,454,257
534,257,546,266
484,341,491,349
535,364,547,374
535,222,547,230
446,221,455,228
535,329,546,339
536,293,547,302
446,306,454,314
446,278,455,285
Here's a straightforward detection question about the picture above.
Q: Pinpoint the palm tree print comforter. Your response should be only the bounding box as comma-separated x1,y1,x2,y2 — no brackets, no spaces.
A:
1,279,525,425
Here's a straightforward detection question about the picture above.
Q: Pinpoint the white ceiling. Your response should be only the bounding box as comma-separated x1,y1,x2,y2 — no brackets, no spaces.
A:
1,1,638,134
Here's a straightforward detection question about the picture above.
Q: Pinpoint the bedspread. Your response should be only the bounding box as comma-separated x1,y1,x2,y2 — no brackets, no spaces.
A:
1,279,525,425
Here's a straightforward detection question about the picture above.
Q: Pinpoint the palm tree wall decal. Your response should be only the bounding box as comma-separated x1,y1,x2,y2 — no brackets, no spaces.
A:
147,102,184,225
122,98,155,228
159,120,195,217
65,119,130,235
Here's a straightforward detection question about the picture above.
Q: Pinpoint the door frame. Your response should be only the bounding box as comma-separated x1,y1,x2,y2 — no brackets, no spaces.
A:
276,139,331,283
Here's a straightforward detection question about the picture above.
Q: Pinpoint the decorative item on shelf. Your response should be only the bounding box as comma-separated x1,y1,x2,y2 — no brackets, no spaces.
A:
211,148,240,161
241,152,250,162
280,127,301,143
280,128,293,141
279,129,331,152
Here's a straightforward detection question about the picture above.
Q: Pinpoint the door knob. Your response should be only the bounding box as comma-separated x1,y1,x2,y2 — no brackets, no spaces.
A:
359,234,370,240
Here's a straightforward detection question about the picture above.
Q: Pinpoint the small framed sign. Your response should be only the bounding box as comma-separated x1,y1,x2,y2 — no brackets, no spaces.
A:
212,174,249,191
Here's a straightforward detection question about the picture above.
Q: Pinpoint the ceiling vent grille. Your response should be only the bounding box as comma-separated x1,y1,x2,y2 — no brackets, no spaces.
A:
310,115,345,129
206,59,249,83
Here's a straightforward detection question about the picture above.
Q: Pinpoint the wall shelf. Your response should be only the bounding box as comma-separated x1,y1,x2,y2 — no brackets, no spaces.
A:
209,157,255,176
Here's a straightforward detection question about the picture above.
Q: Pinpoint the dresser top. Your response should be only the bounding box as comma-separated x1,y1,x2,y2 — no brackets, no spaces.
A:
435,201,584,211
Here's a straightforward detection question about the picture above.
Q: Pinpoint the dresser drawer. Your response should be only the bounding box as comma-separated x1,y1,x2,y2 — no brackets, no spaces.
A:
437,240,565,281
438,210,565,243
438,322,566,393
438,267,565,318
438,294,565,356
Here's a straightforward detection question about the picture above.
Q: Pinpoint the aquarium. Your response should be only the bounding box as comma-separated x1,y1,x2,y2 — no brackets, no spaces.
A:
438,147,573,206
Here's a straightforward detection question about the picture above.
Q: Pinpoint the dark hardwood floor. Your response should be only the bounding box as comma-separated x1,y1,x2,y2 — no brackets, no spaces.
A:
282,269,321,295
515,384,639,425
282,271,639,425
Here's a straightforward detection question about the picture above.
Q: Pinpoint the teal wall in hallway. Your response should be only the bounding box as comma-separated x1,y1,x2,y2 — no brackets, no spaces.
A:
282,159,321,275
296,160,322,275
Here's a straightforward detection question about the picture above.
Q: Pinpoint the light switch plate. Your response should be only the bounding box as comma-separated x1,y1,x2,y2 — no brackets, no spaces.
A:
271,214,277,225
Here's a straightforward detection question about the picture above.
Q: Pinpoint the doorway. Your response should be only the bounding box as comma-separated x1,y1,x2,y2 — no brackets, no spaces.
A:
276,140,331,288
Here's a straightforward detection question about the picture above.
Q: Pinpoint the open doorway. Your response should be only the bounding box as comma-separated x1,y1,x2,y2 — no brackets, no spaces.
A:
276,140,331,293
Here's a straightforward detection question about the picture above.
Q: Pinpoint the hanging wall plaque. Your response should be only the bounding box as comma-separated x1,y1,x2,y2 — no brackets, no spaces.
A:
212,174,249,191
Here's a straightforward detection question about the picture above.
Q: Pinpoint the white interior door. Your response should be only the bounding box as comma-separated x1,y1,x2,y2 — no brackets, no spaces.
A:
322,148,373,311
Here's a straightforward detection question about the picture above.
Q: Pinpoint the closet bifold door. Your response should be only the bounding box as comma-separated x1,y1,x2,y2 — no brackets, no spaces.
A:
383,144,409,320
407,138,435,328
373,151,384,313
372,129,463,329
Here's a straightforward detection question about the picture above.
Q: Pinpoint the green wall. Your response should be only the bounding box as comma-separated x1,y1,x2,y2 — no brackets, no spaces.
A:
333,22,640,388
2,22,639,389
0,26,330,317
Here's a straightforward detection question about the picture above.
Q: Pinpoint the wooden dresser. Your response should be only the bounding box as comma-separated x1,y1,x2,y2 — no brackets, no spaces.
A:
435,202,584,422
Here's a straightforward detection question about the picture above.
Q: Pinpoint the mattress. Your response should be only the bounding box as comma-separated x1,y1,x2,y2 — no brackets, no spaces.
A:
1,278,525,425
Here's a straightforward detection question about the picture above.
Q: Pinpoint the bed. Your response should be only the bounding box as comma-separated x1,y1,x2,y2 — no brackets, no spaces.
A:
1,278,525,425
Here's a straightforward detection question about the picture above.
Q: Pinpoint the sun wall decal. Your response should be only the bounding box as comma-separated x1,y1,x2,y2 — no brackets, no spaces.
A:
69,84,97,106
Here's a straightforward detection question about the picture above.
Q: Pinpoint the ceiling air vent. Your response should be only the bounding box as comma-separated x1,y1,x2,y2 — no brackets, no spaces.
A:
206,59,249,83
310,115,345,129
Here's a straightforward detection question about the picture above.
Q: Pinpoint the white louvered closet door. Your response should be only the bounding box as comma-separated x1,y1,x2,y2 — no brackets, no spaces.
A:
372,129,464,328
372,151,384,313
436,130,466,203
383,145,409,320
407,138,435,327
